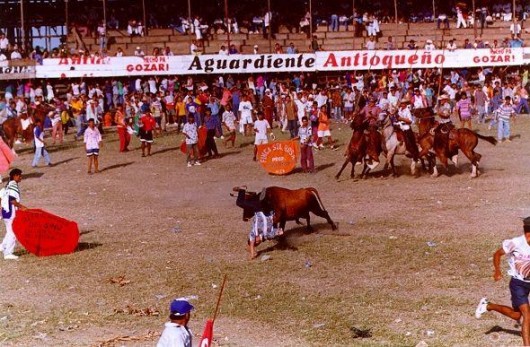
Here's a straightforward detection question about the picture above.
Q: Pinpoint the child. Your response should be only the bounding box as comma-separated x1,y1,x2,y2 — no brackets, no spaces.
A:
84,118,102,174
253,111,272,161
316,105,336,149
222,104,237,148
309,101,319,147
139,111,156,157
296,116,315,173
496,95,516,142
182,115,200,167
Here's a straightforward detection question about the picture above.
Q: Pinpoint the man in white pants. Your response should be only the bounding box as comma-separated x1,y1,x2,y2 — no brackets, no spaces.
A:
0,169,28,260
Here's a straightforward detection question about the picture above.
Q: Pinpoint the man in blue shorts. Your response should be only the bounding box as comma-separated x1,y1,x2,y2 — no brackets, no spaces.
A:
476,217,530,345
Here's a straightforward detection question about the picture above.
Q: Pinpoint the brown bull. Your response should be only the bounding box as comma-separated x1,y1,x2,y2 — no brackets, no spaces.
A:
235,186,337,232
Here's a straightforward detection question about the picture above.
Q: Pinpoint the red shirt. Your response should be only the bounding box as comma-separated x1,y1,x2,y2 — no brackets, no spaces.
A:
141,115,156,131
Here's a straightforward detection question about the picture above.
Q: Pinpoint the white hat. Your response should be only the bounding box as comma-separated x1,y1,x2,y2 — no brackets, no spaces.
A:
265,89,271,93
426,39,433,44
254,44,258,48
136,46,141,50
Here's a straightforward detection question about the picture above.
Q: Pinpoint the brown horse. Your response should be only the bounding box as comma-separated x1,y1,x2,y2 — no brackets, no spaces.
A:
335,114,381,180
416,111,497,177
2,103,54,149
2,116,33,149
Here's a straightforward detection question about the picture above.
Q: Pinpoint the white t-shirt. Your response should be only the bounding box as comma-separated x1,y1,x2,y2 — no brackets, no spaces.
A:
503,235,530,282
254,119,270,141
343,92,355,108
238,101,253,119
294,99,306,121
222,111,236,130
156,322,192,347
315,94,328,108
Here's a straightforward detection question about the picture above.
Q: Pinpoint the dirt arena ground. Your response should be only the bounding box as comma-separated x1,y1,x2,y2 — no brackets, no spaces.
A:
0,115,529,346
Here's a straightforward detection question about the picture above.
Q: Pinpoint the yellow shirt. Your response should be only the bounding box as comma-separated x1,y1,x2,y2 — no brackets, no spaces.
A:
176,102,186,116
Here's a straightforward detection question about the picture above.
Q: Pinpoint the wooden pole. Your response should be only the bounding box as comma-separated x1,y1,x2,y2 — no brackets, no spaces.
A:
20,0,25,51
394,0,398,28
268,0,272,53
225,0,230,50
473,0,477,38
212,275,227,322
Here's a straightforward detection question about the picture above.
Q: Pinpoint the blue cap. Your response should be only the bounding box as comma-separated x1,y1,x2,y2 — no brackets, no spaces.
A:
170,299,194,315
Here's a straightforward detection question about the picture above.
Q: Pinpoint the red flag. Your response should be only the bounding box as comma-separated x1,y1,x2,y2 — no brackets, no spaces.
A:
199,319,214,347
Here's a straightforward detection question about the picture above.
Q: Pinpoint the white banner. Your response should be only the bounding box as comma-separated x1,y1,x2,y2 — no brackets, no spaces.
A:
0,61,36,80
315,47,526,71
36,54,316,78
27,47,530,79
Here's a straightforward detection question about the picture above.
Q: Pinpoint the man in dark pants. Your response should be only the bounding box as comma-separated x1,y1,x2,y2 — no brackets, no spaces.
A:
203,108,219,158
476,217,530,346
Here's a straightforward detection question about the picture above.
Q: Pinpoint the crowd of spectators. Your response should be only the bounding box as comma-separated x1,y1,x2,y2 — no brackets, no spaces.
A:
1,65,530,142
0,2,529,63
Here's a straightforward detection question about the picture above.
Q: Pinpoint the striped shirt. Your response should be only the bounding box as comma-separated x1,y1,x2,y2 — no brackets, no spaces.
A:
456,98,472,117
497,104,515,121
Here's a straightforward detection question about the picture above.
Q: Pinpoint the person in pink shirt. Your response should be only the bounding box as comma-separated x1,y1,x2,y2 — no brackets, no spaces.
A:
456,92,473,129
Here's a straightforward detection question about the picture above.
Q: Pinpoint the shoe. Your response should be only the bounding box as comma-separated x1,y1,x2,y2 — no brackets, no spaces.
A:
4,254,19,260
194,161,201,166
48,163,53,167
187,163,192,168
475,297,489,319
319,144,325,149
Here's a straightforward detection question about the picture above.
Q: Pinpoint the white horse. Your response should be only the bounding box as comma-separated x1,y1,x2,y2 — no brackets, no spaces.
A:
379,112,417,177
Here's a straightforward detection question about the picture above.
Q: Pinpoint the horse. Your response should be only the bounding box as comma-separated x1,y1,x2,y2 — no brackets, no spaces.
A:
417,124,497,178
2,115,34,149
2,102,54,149
379,112,418,177
335,114,381,180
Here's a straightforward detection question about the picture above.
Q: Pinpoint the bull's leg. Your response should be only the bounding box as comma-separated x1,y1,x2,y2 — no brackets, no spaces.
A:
311,209,338,230
305,214,313,233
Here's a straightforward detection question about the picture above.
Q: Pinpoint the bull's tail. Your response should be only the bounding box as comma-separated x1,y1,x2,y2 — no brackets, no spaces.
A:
475,132,497,146
307,187,328,212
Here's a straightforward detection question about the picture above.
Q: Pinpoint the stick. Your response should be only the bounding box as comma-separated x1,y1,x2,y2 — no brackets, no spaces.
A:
212,274,227,323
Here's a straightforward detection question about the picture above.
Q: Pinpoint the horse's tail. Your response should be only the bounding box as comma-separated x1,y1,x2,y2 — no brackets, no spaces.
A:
307,187,328,212
475,132,498,146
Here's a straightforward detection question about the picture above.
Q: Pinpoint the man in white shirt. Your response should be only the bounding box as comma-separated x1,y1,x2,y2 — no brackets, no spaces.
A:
511,21,522,38
10,48,22,60
0,32,9,53
315,89,328,108
396,99,419,162
253,111,271,161
157,299,194,347
238,94,254,136
476,217,530,347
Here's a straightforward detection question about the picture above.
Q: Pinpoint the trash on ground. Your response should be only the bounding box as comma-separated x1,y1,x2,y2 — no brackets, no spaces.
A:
350,326,372,339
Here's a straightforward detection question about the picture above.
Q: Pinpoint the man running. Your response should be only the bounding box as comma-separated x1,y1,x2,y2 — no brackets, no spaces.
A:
476,217,530,346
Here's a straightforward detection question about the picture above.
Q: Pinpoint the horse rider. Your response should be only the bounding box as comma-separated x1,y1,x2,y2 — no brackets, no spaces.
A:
358,97,381,129
411,87,428,109
435,94,454,131
395,98,419,162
